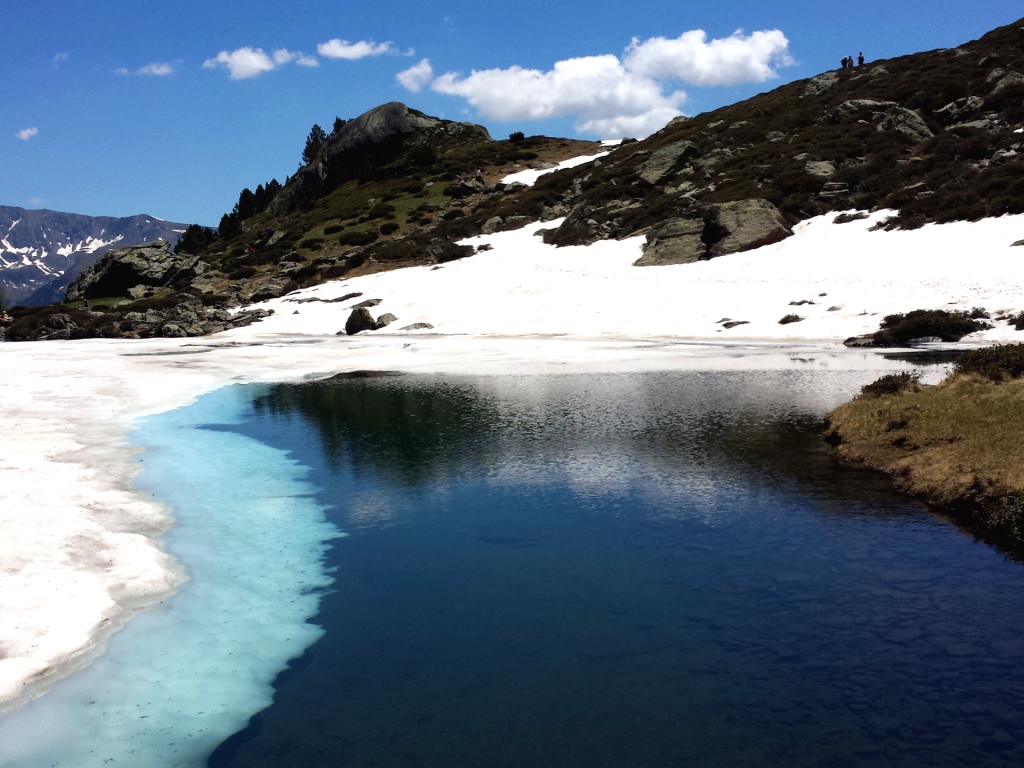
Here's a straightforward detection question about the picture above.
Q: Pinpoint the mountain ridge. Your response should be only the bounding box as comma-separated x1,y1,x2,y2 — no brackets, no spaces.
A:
0,206,190,306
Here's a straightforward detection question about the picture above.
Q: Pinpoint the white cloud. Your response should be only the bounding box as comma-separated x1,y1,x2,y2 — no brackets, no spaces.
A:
397,59,433,93
317,38,396,60
203,47,318,78
52,52,68,70
431,55,686,138
27,197,45,207
204,47,279,79
418,27,792,139
16,127,38,141
624,29,792,86
117,62,175,76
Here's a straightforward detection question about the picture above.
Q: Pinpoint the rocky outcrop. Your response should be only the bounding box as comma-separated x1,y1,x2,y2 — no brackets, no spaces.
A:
635,199,790,266
6,300,273,341
274,102,492,212
635,140,701,185
802,71,839,97
635,218,705,266
65,242,205,301
828,100,934,142
707,199,791,257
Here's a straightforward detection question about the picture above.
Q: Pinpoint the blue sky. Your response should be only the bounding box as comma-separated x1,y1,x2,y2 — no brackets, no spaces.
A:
3,1,1020,226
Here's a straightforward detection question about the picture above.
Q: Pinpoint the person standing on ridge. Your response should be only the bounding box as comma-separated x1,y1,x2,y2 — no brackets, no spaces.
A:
858,52,865,67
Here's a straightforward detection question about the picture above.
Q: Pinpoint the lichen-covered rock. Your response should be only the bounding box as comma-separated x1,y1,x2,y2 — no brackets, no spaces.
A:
374,313,398,330
803,71,839,97
828,100,933,141
636,140,700,185
635,218,705,266
805,160,836,178
707,199,790,257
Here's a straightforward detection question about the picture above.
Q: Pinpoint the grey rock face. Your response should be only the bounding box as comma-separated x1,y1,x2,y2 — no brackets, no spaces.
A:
828,100,934,141
803,72,839,97
935,96,986,124
635,199,790,266
374,313,398,330
248,277,294,302
65,242,201,301
635,218,705,266
991,71,1024,95
805,160,836,178
708,199,790,257
636,140,701,185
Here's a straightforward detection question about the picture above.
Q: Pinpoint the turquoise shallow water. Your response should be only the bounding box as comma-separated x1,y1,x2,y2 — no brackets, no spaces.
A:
2,368,1023,767
0,385,339,768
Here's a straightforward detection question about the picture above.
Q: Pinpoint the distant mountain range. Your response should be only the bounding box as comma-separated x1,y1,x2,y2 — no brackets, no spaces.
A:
0,207,189,306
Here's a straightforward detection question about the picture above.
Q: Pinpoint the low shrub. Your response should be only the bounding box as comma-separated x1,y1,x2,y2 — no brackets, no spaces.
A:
953,344,1024,381
857,371,922,398
873,309,991,345
228,266,258,280
338,230,379,246
299,237,325,250
379,222,400,236
778,314,804,324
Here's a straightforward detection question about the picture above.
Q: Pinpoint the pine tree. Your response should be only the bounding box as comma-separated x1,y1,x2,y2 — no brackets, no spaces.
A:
303,124,328,164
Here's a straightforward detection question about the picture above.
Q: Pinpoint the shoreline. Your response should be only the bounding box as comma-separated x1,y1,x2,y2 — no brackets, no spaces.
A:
0,334,923,712
825,371,1024,558
4,206,1024,714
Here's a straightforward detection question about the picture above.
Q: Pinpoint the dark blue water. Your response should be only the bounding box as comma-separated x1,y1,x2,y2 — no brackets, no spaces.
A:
207,370,1024,768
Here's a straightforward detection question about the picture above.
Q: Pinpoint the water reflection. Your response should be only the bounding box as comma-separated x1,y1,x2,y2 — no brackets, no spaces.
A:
213,370,1024,768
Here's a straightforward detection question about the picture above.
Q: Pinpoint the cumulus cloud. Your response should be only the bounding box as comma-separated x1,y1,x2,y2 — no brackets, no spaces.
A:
317,39,397,60
16,127,38,141
624,29,792,86
204,47,278,79
396,59,434,93
432,54,687,138
411,28,792,138
203,47,318,78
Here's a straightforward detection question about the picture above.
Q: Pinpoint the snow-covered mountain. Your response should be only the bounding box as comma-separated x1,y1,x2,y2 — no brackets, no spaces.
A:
0,206,190,306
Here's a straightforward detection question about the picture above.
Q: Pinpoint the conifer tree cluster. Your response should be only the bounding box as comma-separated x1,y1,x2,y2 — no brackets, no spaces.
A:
217,179,283,240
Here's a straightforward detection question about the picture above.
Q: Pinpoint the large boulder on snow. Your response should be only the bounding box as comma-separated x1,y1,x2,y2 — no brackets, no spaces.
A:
635,218,706,266
708,199,791,257
635,199,790,266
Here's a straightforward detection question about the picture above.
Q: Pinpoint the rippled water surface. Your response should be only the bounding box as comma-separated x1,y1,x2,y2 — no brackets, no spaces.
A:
207,370,1024,768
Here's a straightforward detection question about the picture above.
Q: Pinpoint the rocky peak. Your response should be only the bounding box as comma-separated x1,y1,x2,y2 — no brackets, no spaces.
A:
275,102,492,212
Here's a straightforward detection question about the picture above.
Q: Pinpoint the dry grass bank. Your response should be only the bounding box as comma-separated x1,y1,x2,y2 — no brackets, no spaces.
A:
825,362,1024,550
